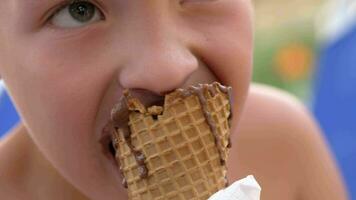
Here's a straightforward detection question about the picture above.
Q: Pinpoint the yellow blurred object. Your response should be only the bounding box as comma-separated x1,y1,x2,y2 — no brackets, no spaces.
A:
253,0,323,30
274,43,314,81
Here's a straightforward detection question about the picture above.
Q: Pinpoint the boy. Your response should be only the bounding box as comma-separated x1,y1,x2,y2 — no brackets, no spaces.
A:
0,0,348,199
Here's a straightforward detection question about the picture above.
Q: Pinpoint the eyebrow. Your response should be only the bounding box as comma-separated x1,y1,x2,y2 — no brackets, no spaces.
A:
11,0,64,12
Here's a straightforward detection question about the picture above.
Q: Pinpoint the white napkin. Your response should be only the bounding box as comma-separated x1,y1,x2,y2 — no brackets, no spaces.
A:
0,80,5,97
208,175,261,200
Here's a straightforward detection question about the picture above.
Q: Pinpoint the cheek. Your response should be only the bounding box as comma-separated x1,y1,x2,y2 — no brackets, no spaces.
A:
2,32,117,167
12,31,113,130
0,27,128,195
2,40,123,196
195,1,253,130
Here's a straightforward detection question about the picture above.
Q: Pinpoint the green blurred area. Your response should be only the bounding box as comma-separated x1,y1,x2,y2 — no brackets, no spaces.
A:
252,1,323,102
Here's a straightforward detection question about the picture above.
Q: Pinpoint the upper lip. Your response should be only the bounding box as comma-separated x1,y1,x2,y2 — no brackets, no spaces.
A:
127,89,165,107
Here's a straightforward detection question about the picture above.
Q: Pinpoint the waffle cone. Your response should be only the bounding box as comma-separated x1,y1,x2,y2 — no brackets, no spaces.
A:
112,82,232,200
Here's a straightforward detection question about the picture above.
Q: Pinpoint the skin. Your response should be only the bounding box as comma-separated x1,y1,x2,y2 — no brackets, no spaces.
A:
0,0,348,199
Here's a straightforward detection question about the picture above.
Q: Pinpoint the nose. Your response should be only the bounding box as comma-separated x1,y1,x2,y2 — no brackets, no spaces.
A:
118,38,198,95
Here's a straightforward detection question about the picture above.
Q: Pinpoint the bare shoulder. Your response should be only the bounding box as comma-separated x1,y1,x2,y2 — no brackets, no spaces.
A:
240,83,311,131
0,125,32,199
227,83,348,200
237,83,317,140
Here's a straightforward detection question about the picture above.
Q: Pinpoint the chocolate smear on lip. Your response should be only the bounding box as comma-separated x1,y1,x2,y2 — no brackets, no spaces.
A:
176,82,233,165
100,121,129,188
111,90,149,187
110,128,128,188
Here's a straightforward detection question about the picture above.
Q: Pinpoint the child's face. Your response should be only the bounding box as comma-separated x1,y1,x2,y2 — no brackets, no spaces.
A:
0,0,253,198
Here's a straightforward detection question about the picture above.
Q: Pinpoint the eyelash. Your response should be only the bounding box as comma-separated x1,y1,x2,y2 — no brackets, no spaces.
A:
46,0,105,24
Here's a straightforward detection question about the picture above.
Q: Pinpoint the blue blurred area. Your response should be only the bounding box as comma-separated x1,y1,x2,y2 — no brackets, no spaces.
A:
0,89,20,138
313,24,356,199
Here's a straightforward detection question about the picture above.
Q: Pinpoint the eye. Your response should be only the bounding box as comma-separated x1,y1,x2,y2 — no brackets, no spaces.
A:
50,0,103,28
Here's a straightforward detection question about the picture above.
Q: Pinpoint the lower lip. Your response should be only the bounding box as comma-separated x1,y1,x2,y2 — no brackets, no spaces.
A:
100,134,129,188
100,134,118,168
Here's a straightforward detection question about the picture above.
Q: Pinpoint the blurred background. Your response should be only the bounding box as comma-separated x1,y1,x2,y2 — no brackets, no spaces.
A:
253,0,356,198
1,0,355,198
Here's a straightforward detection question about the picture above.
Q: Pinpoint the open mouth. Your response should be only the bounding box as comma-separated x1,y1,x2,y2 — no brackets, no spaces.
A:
100,93,165,169
99,82,233,195
108,139,116,157
100,125,118,167
101,82,233,165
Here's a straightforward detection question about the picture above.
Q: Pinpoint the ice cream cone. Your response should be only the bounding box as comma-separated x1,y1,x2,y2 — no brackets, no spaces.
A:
111,82,232,200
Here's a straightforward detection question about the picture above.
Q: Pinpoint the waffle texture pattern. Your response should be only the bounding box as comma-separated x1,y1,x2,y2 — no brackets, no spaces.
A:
113,83,232,200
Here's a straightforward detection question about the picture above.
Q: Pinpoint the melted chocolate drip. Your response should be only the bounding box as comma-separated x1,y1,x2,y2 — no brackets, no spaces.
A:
177,82,232,165
101,122,128,188
108,127,128,188
111,91,149,184
122,178,128,188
